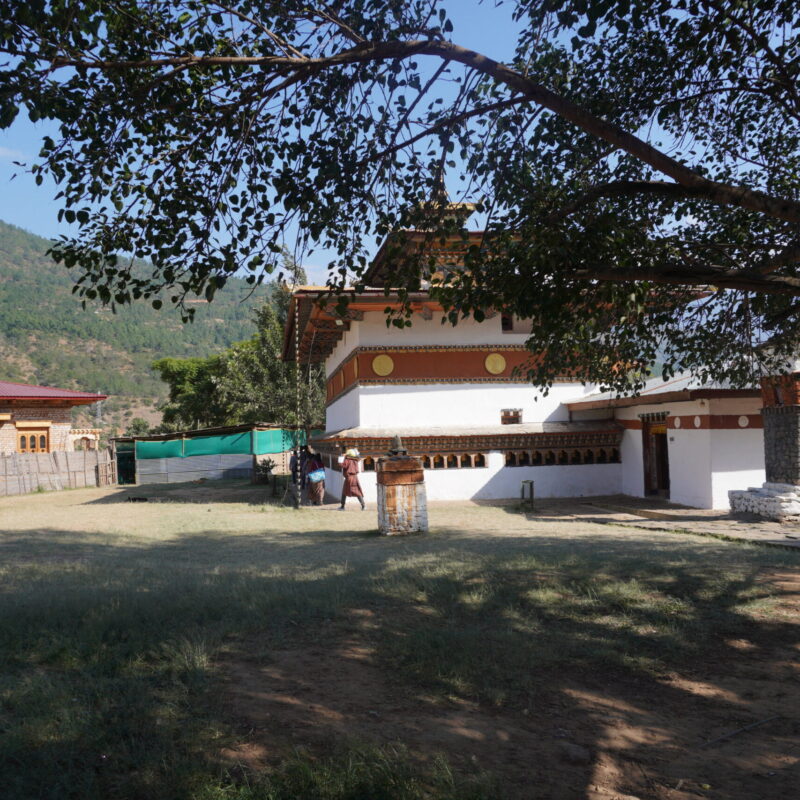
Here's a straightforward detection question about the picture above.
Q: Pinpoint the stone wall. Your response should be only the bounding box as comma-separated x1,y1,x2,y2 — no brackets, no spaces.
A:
729,381,800,519
0,421,15,453
762,406,800,485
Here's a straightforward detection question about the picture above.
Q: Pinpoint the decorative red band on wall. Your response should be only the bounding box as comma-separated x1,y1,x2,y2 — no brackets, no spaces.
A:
326,346,536,403
617,419,643,430
619,414,762,431
669,414,763,430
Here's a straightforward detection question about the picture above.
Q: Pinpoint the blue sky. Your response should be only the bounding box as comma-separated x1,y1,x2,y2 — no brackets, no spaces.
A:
0,1,520,285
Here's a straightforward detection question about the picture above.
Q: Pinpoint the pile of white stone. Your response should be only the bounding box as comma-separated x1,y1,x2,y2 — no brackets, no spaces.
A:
729,482,800,520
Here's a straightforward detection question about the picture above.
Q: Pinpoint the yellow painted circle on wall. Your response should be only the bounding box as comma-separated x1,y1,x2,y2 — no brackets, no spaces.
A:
372,354,395,376
484,352,507,375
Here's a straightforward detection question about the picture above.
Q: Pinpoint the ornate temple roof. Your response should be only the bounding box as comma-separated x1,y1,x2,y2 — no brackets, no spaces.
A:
311,421,623,456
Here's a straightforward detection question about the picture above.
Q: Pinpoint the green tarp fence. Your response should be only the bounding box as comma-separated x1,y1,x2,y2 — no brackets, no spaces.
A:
185,431,252,457
134,429,322,460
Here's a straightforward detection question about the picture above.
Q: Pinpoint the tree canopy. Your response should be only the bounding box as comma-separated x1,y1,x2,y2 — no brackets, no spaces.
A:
2,0,799,390
153,299,325,431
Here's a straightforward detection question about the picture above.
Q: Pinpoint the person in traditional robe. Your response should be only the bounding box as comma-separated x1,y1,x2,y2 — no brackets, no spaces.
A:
304,451,326,505
339,448,365,510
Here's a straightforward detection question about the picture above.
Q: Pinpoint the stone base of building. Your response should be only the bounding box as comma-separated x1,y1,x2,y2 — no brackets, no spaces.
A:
729,482,800,520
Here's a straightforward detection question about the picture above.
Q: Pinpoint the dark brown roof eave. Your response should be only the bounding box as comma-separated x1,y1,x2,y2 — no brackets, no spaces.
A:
566,388,761,412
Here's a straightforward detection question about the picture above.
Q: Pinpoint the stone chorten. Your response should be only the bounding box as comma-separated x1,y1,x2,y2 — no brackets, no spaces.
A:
375,436,429,535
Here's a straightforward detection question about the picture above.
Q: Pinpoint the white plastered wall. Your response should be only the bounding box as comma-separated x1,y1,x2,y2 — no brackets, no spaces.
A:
326,312,532,377
323,451,621,503
616,400,713,508
602,397,766,509
324,308,601,431
326,390,361,431
710,428,765,508
708,397,765,508
352,382,592,428
357,313,526,347
326,322,361,377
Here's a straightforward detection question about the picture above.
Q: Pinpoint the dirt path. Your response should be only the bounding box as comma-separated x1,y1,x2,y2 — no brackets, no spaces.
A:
219,604,800,800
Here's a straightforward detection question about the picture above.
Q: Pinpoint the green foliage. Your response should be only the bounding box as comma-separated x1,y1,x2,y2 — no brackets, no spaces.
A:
153,302,325,430
152,355,228,430
124,417,151,436
254,457,277,478
1,3,800,389
0,219,267,414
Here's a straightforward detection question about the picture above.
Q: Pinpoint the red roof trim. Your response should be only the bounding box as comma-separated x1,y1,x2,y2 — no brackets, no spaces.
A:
0,380,107,401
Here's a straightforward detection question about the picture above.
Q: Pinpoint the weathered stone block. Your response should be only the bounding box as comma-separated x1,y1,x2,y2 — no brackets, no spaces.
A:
376,453,429,535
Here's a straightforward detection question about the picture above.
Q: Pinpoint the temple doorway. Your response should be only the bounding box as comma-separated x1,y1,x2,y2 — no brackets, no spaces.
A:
643,419,670,498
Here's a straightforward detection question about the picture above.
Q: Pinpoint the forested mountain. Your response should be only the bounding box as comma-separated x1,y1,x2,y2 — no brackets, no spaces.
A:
0,219,269,430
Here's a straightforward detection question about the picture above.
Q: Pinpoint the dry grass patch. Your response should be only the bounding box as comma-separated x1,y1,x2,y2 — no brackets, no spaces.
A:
1,482,798,799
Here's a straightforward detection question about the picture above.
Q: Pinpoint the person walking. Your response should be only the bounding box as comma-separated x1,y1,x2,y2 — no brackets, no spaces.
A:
339,448,365,510
304,450,326,505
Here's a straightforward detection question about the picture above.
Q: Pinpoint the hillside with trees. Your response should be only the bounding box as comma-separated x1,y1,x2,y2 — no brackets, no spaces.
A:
0,219,269,431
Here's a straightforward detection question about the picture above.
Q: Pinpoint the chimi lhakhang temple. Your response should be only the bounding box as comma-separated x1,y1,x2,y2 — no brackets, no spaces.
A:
283,209,800,518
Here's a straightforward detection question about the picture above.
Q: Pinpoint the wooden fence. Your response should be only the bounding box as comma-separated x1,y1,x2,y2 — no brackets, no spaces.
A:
0,449,116,497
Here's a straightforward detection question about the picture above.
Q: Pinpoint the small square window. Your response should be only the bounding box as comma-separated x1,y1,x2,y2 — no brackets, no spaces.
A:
501,409,522,425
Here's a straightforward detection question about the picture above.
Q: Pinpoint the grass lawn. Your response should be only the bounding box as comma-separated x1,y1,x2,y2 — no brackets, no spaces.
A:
1,481,798,800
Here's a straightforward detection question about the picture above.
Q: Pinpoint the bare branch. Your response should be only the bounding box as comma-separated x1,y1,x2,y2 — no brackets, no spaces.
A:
24,36,800,225
545,181,708,222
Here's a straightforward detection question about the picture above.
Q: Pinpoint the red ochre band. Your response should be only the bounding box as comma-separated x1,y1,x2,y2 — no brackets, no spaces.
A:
618,415,762,431
326,346,545,404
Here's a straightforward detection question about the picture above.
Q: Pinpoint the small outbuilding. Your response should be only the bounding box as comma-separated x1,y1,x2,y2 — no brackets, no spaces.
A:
0,380,106,454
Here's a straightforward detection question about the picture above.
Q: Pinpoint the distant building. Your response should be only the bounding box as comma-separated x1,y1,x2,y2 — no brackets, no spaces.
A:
0,380,106,454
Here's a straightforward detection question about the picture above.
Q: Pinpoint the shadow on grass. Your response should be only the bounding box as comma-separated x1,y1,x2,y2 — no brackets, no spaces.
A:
85,478,294,507
499,494,800,530
0,523,798,799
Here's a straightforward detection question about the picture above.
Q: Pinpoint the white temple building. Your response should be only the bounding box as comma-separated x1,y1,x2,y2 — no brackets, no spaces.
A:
282,225,767,509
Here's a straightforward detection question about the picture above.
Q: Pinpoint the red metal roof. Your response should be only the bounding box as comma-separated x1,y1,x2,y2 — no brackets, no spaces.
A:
0,380,107,402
